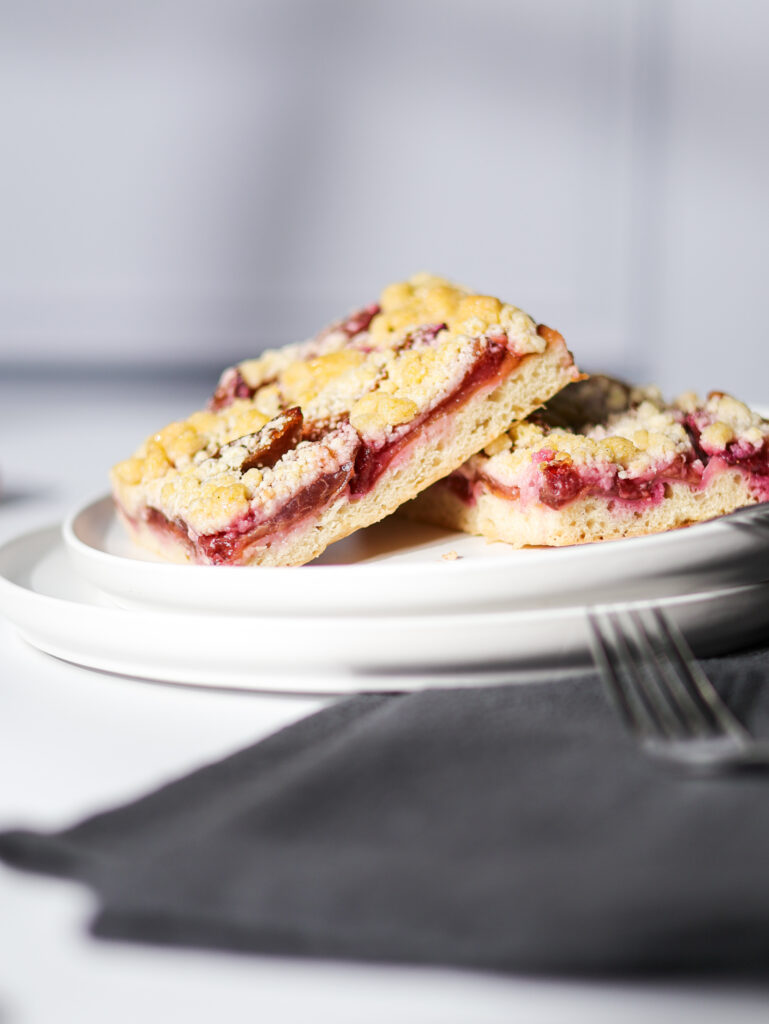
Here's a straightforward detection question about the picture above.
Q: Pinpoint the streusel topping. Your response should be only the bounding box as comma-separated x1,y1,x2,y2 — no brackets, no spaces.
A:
369,272,543,354
473,382,769,489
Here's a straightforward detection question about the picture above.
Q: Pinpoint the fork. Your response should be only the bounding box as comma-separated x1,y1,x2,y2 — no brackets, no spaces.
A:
588,605,769,771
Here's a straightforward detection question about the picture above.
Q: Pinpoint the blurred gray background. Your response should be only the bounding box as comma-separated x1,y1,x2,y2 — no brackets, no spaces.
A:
1,0,767,398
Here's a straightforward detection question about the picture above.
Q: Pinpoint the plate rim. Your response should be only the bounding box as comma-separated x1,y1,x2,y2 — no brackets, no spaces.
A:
2,518,766,626
63,492,749,580
4,522,769,692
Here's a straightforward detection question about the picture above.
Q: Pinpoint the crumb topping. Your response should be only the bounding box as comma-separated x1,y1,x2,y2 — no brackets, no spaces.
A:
471,385,769,494
701,392,766,447
370,272,543,355
229,274,544,425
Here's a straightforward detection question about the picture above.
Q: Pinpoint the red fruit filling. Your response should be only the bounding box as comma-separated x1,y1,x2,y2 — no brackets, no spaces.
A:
198,463,353,564
538,461,583,509
209,367,254,412
448,416,769,513
402,322,448,350
141,462,354,565
686,414,769,476
143,507,197,560
348,339,516,497
445,472,476,503
533,456,700,509
239,408,304,472
339,303,380,338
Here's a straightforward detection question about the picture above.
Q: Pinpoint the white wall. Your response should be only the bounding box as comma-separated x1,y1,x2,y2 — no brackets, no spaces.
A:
0,0,767,400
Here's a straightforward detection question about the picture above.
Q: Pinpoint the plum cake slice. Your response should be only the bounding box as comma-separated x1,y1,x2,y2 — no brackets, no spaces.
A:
110,273,580,566
405,376,769,547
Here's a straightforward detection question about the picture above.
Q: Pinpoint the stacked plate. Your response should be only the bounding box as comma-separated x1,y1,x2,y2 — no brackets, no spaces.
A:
1,495,769,693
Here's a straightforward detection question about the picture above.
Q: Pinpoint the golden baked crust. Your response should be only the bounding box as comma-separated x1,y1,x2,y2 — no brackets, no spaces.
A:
405,377,769,547
111,273,580,565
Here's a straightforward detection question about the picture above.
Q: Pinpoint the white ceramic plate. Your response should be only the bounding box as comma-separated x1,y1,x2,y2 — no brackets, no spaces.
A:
63,495,769,617
3,523,769,693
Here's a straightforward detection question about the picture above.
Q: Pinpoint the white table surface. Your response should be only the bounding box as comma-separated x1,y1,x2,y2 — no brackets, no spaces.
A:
1,372,768,1024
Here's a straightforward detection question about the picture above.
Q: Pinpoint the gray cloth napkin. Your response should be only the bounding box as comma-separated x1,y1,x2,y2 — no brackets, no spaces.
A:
3,647,769,976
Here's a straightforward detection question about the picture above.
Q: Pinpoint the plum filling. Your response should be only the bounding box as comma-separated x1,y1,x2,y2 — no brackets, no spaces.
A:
445,462,673,511
209,367,254,412
140,462,354,565
538,459,686,508
683,419,709,466
402,322,447,349
143,507,196,559
445,472,476,504
221,407,304,472
535,459,682,509
449,428,769,513
198,463,353,564
443,468,521,504
339,303,380,338
685,414,769,477
349,339,516,497
538,461,584,508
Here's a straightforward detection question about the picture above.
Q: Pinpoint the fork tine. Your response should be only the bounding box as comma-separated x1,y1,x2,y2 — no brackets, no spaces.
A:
588,610,665,739
649,608,751,743
612,608,691,740
587,610,636,731
588,610,644,735
628,608,713,737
